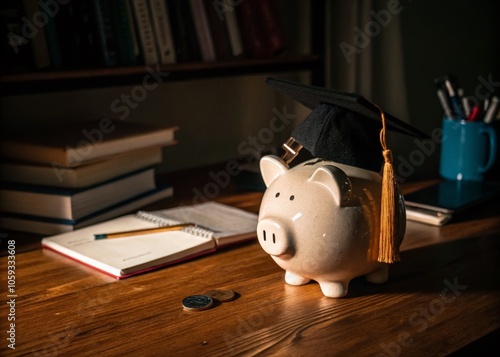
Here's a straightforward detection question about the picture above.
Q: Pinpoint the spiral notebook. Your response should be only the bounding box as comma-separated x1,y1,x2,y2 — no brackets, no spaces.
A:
41,202,258,278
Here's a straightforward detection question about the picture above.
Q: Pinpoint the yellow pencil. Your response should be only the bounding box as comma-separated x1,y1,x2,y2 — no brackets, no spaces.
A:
93,223,195,239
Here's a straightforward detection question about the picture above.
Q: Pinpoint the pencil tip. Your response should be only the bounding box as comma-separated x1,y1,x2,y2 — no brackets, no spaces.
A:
94,234,107,240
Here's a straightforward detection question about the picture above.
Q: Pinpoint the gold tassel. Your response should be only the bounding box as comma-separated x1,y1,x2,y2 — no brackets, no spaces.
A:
376,105,400,263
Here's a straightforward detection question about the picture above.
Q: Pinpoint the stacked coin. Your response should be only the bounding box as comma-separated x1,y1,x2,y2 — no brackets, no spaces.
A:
182,289,236,311
204,289,236,302
182,295,213,311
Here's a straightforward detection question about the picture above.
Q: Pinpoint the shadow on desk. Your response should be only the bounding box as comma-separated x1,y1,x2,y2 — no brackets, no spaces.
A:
346,233,499,298
345,234,499,355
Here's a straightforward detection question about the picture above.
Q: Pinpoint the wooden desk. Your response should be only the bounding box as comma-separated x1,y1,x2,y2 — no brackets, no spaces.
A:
2,186,499,356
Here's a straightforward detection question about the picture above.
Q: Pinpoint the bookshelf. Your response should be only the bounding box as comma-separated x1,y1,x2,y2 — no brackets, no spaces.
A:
0,54,321,95
0,1,325,95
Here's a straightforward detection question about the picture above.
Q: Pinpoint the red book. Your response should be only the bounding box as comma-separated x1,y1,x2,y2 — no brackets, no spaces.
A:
255,0,287,57
237,0,267,58
204,0,233,60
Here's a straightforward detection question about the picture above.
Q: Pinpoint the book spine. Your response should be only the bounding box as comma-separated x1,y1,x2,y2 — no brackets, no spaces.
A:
189,0,216,62
147,0,176,64
92,0,119,67
110,0,138,66
166,0,187,62
203,0,232,60
167,0,201,63
125,0,141,59
237,0,267,59
21,0,50,69
0,0,34,71
72,1,102,68
54,2,82,68
130,0,159,65
223,4,244,57
43,6,63,70
255,0,287,56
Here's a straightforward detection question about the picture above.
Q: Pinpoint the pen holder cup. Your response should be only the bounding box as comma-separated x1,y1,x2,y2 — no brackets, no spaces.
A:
439,117,497,181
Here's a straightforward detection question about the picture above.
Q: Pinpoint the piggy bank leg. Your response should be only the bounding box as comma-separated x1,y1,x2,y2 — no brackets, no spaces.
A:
365,265,389,284
285,271,311,286
318,281,348,298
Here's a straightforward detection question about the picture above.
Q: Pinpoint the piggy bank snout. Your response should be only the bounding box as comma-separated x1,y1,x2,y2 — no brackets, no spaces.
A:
257,218,293,257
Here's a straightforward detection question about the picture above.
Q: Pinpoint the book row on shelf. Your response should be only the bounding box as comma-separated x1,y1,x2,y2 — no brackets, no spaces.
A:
0,0,287,74
0,119,178,235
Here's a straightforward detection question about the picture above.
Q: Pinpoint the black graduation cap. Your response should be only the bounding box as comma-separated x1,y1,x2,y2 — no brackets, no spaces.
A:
266,77,430,264
266,77,428,171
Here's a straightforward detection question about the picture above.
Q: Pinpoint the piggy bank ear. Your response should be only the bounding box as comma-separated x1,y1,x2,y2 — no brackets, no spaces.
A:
308,165,351,206
260,155,288,187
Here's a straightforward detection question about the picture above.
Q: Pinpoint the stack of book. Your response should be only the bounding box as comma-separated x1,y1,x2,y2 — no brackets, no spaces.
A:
0,119,178,235
1,0,287,72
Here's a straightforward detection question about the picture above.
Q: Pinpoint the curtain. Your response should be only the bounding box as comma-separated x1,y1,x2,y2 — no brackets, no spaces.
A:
325,0,409,122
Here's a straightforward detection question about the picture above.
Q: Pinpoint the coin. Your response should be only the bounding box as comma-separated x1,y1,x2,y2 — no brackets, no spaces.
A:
204,289,236,302
182,295,213,311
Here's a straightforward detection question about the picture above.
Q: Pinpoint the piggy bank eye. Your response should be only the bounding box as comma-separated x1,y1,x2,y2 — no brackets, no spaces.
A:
275,192,280,198
289,195,295,201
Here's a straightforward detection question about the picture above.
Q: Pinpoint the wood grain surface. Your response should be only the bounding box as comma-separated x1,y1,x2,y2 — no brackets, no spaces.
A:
1,184,499,356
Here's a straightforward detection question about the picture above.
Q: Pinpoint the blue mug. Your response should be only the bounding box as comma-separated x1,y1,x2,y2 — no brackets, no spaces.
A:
440,118,497,181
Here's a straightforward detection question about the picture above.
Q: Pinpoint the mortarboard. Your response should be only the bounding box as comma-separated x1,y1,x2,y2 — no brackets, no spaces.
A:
266,77,430,263
266,77,428,169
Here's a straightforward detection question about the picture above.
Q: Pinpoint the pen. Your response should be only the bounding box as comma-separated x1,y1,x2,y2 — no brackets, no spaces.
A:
94,223,195,239
445,80,465,119
467,105,483,121
484,98,490,111
437,89,453,118
484,96,499,123
461,96,471,117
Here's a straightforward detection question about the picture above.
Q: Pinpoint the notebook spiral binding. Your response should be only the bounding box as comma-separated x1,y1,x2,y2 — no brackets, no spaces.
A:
136,211,214,239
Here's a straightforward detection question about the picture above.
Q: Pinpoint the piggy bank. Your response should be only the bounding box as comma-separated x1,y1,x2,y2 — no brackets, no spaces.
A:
257,156,406,298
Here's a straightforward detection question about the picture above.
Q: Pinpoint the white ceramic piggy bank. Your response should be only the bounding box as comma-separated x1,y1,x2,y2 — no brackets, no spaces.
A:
257,156,406,298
